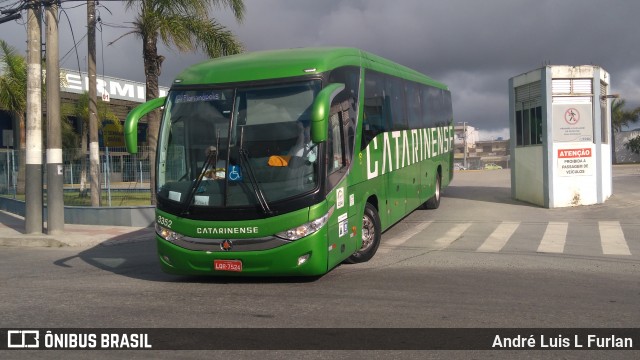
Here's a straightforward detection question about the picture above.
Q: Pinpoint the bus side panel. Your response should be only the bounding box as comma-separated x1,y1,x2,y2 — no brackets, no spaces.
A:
404,162,422,213
442,134,455,188
420,157,436,205
347,173,386,231
325,178,359,270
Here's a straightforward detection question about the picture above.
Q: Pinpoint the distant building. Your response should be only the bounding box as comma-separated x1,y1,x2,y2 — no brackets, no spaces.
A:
0,68,169,149
453,124,509,169
0,68,169,185
453,123,478,168
472,139,510,169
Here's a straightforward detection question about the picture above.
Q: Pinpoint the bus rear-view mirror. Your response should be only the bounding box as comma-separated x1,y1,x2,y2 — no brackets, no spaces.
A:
310,83,345,143
124,96,166,154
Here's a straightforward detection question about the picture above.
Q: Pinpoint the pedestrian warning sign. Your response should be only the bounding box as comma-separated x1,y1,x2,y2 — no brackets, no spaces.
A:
557,148,593,176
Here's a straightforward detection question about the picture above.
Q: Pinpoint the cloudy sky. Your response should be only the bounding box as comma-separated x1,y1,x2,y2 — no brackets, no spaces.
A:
2,0,640,139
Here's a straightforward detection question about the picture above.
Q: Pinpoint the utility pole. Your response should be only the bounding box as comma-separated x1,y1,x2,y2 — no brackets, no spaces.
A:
25,0,42,234
46,1,64,233
87,0,100,206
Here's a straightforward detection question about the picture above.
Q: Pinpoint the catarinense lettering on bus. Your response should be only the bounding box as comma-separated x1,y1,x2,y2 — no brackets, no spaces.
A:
366,125,453,179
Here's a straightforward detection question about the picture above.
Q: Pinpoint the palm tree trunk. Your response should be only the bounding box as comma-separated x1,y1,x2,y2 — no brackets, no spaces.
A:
143,33,162,205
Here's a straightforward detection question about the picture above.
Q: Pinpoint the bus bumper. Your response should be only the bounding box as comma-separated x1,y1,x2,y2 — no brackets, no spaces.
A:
156,230,329,276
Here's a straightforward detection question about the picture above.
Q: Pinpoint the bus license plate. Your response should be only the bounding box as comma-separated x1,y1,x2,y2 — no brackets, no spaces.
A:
214,259,242,272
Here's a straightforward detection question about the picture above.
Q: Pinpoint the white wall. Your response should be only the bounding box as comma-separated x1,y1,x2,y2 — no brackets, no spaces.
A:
514,146,544,206
550,143,598,207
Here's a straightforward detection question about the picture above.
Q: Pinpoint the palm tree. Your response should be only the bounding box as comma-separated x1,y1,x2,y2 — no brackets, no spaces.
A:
610,98,640,164
625,135,640,155
0,40,27,194
115,0,245,203
61,92,120,197
611,98,640,133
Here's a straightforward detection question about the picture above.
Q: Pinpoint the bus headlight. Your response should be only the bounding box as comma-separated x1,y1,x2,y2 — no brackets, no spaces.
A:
275,207,333,241
156,223,184,242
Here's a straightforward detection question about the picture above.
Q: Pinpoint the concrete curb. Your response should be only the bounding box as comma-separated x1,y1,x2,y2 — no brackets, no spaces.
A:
0,237,67,248
0,210,155,248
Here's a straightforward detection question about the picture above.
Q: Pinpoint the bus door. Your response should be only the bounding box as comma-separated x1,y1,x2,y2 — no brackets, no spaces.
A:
326,99,358,269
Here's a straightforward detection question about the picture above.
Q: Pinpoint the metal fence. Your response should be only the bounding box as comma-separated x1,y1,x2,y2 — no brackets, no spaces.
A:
0,146,152,207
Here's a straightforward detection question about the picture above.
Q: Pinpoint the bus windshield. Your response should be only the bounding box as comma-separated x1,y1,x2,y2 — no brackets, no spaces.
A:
157,80,322,212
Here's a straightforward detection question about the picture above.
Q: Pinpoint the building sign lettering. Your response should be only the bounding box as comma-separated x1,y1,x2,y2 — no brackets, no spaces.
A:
62,69,168,103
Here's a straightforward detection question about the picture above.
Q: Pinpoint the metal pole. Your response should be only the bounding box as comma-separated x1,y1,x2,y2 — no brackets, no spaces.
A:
45,2,64,233
463,122,468,169
11,149,16,198
25,1,43,234
106,146,111,206
87,0,100,206
6,148,9,194
103,161,106,199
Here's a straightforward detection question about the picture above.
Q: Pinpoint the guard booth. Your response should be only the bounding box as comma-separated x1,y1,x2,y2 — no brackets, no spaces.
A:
508,66,612,208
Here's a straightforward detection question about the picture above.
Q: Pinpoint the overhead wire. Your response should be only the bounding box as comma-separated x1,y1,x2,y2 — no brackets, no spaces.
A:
59,4,82,77
3,0,134,87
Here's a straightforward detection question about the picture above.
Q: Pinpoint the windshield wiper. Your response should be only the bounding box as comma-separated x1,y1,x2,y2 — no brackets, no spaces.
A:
181,131,220,215
238,126,273,216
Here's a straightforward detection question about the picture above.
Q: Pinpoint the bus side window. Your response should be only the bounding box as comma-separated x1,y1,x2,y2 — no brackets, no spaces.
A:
422,85,442,128
406,82,422,129
326,100,355,189
327,108,344,175
386,75,407,131
362,70,388,150
328,66,360,159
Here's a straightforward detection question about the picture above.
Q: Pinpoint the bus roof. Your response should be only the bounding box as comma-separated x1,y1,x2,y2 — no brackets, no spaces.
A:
173,47,447,90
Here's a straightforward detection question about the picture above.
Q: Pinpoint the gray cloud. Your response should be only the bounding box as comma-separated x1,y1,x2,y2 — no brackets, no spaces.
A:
2,0,640,137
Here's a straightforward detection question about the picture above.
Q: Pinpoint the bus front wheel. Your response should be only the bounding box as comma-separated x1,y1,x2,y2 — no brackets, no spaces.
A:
345,203,381,264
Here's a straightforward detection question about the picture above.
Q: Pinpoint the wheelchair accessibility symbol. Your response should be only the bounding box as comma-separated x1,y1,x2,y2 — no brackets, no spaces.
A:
228,165,243,182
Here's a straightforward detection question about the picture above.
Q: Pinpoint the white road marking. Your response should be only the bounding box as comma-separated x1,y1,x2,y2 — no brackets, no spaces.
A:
477,222,520,252
537,222,568,253
433,223,472,250
599,221,631,255
379,221,432,253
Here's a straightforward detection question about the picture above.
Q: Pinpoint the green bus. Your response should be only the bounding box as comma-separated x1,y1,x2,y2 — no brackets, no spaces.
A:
125,47,454,276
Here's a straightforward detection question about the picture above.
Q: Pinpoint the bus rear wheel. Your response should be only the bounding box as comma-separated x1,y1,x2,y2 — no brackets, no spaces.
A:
345,203,381,264
424,173,441,209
